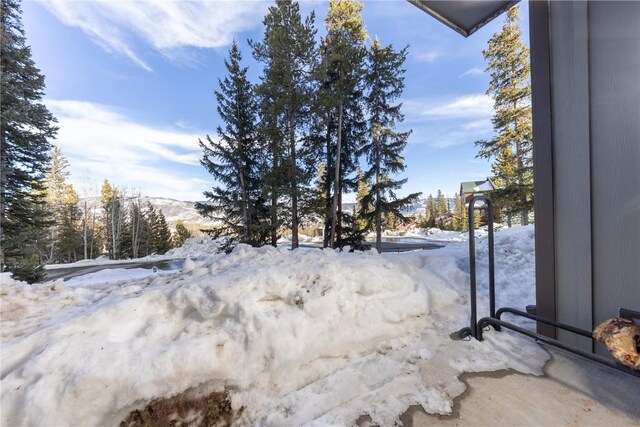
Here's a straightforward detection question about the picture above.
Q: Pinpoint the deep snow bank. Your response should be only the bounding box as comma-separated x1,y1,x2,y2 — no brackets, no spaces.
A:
0,225,546,426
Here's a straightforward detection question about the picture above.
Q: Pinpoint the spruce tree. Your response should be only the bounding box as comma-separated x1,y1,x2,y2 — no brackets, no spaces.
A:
143,201,158,255
152,211,173,255
360,39,420,253
1,0,57,282
251,0,317,249
197,41,268,247
101,180,124,259
354,166,372,233
44,146,71,263
173,220,192,247
454,192,469,232
436,190,448,218
475,6,532,226
426,194,436,227
256,85,286,247
127,196,147,258
56,185,82,263
320,0,368,248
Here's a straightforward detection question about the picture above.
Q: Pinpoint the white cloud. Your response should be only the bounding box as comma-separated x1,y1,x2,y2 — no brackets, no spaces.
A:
459,66,484,78
46,99,210,201
40,0,269,70
414,49,442,63
406,94,493,119
402,95,494,149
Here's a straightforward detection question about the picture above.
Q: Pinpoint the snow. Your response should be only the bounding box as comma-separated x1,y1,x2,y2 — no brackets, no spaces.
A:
0,225,546,426
45,236,225,271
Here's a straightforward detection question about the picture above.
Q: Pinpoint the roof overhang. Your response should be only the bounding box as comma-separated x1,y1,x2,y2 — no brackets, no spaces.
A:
407,0,520,37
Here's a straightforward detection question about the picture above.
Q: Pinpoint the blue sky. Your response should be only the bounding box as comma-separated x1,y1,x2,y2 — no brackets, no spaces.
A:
22,0,529,202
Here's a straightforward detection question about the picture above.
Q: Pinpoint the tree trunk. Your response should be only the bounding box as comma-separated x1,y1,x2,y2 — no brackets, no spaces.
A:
90,206,96,259
83,200,88,260
270,148,279,247
289,112,299,250
239,167,249,243
111,201,117,259
271,189,278,247
337,178,343,244
330,102,343,249
324,119,333,248
513,105,528,226
375,130,382,254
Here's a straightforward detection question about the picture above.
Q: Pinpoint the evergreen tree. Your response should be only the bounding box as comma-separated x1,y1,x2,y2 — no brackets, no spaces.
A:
43,146,71,263
78,178,101,260
173,220,192,247
143,201,158,255
256,85,287,247
384,211,397,231
454,192,469,232
126,196,148,258
251,0,317,249
56,185,82,263
320,0,368,248
354,166,372,233
1,0,57,282
436,190,448,218
360,39,420,253
101,180,124,259
152,211,173,255
197,41,269,247
426,194,436,227
475,6,533,226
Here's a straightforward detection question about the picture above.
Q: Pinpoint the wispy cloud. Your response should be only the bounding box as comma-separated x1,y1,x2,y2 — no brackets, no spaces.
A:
414,49,442,63
40,0,268,70
46,100,210,200
405,94,493,119
402,94,493,149
459,66,484,78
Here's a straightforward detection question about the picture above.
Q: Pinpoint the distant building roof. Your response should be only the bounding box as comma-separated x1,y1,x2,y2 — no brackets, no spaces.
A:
460,179,495,194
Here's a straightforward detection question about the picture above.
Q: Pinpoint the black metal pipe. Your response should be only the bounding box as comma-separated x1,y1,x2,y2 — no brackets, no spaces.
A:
468,198,477,338
496,307,593,338
467,195,496,338
476,316,640,378
486,201,495,318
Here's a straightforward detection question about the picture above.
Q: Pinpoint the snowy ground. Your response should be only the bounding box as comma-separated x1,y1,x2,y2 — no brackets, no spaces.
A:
0,225,547,426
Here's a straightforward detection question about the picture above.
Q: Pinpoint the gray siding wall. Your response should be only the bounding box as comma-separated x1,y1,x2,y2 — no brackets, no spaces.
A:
549,1,592,351
545,1,640,353
588,2,640,354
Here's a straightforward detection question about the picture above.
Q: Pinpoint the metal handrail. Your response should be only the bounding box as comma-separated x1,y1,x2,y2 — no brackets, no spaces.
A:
451,196,640,378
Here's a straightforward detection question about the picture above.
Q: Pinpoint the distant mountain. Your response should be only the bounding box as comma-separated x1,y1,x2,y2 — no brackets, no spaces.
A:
141,197,215,228
82,196,216,230
346,197,458,218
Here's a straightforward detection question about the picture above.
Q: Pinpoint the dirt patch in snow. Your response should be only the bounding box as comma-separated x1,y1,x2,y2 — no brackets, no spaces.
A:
120,389,240,427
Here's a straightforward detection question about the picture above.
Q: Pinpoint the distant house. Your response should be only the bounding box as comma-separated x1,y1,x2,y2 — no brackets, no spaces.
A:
459,178,495,206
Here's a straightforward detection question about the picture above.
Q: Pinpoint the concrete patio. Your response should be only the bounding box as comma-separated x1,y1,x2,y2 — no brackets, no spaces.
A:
402,345,640,426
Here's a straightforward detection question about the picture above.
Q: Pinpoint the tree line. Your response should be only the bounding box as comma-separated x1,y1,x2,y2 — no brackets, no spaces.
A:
197,0,419,253
39,147,189,270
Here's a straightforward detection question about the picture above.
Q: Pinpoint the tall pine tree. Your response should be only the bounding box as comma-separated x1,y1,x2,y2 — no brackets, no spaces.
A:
44,147,83,263
101,180,124,259
360,39,420,253
197,41,268,247
251,0,317,249
320,0,368,248
426,194,436,227
354,166,372,233
475,6,533,226
1,0,57,282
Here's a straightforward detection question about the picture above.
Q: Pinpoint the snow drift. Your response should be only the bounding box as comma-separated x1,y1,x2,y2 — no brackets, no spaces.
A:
0,225,547,426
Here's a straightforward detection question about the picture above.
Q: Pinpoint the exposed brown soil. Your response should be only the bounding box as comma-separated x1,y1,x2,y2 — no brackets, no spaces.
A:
120,389,241,427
